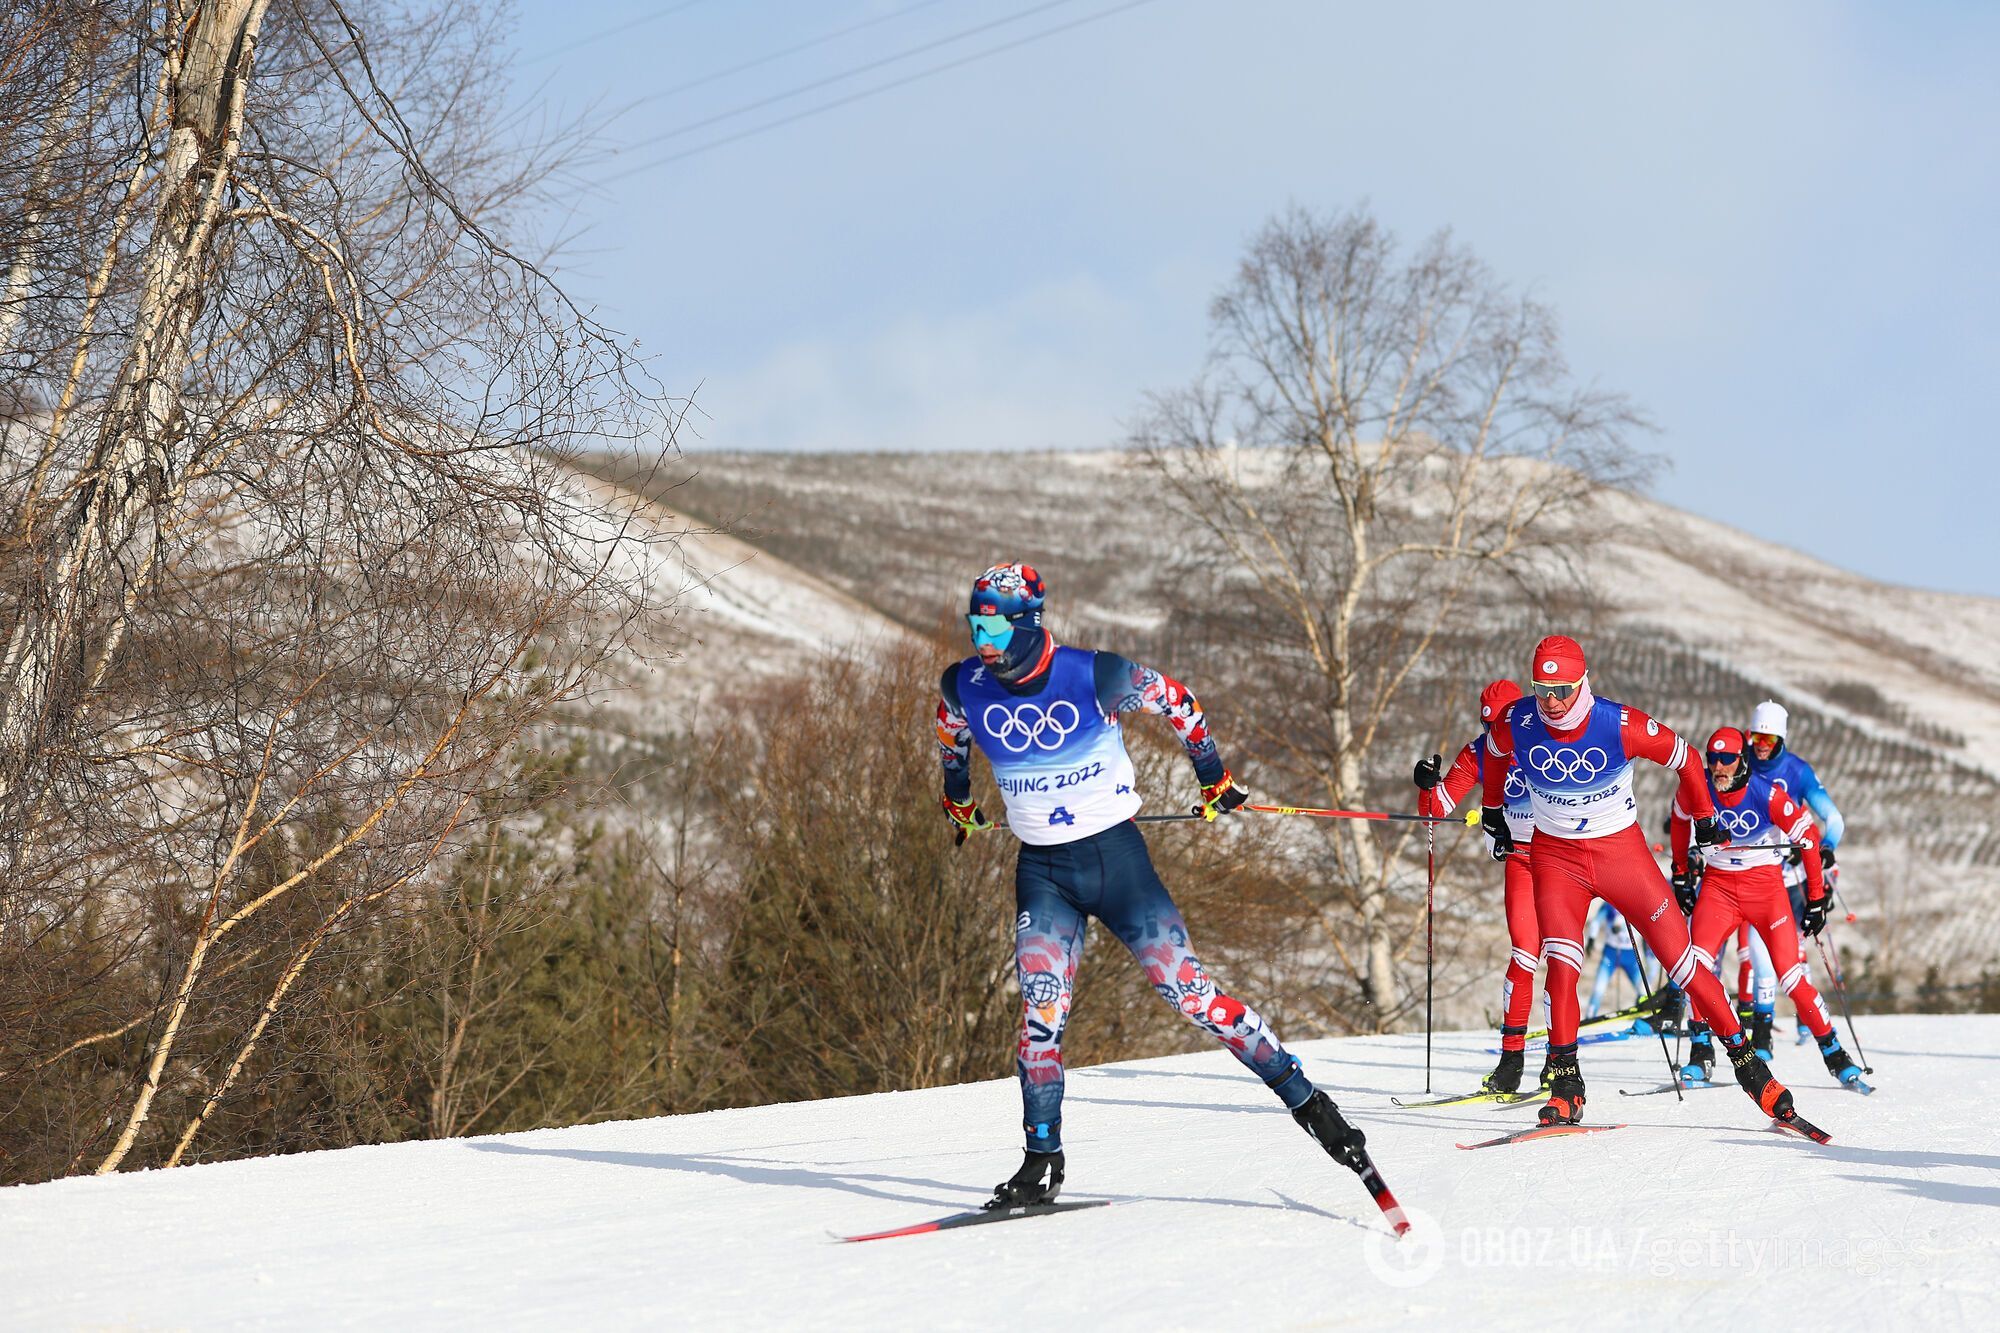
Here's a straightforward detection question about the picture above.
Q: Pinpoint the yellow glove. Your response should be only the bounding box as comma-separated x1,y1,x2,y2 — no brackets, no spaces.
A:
942,794,994,845
1195,770,1248,822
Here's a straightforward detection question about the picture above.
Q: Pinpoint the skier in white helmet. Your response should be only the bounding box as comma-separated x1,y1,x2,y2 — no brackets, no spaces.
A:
1745,701,1847,1050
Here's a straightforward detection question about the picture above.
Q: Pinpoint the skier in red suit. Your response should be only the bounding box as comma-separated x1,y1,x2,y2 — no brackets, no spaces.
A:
1480,636,1800,1128
1416,680,1546,1093
1668,727,1865,1088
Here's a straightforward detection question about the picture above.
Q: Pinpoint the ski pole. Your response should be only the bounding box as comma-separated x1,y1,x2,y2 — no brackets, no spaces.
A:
1832,882,1858,924
1631,946,1684,1102
1136,803,1469,825
1424,815,1436,1094
1246,803,1462,825
1815,933,1872,1074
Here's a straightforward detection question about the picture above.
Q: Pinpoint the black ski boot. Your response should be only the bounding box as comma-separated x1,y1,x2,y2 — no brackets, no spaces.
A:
1820,1036,1864,1087
1649,986,1686,1036
1292,1090,1368,1173
1482,1049,1525,1094
1728,1039,1794,1119
1681,1024,1715,1084
1538,1053,1554,1088
1538,1053,1585,1126
1750,1010,1774,1062
985,1149,1063,1209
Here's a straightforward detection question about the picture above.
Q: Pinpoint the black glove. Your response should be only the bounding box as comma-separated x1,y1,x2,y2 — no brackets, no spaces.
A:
1481,807,1514,862
1785,842,1804,867
1671,870,1698,916
1819,845,1836,870
1801,895,1829,938
1413,753,1443,791
1692,815,1727,847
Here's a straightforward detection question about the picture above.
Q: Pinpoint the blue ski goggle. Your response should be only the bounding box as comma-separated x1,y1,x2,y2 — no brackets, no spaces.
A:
966,612,1016,650
1707,751,1742,767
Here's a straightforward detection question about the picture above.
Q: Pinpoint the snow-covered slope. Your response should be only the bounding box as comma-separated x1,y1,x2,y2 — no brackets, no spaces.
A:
579,448,2000,992
8,1017,1995,1329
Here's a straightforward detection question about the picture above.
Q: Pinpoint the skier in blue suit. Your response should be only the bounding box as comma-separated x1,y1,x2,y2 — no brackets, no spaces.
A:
935,563,1386,1211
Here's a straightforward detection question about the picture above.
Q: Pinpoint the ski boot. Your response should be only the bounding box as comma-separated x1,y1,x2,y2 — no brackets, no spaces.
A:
1820,1036,1865,1087
1680,1028,1715,1085
1751,1009,1775,1062
1481,1049,1525,1095
1292,1089,1368,1173
1795,1020,1812,1047
1649,987,1686,1037
1538,1053,1554,1088
985,1149,1063,1209
1728,1039,1794,1119
1538,1053,1585,1126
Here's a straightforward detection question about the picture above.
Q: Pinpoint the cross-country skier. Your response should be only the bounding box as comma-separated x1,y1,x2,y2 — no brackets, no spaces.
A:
1479,635,1804,1128
1584,904,1645,1019
935,563,1385,1209
1668,727,1864,1087
1414,681,1548,1093
1747,700,1846,1046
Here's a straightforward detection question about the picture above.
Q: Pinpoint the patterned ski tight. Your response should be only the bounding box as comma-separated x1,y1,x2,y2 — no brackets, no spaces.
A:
1012,820,1308,1150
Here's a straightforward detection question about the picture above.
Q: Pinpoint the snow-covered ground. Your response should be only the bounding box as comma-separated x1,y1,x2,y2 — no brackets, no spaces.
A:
8,1016,1996,1329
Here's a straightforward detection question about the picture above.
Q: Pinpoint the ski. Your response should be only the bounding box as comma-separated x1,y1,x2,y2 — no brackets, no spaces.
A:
1391,1089,1541,1109
1618,1079,1730,1097
838,1199,1111,1243
1770,1111,1832,1144
1485,1028,1632,1055
1456,1123,1626,1150
1345,1148,1413,1237
1837,1075,1876,1096
1528,1002,1649,1040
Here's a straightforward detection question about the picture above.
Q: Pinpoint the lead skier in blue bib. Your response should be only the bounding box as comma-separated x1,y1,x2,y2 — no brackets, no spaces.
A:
936,563,1394,1215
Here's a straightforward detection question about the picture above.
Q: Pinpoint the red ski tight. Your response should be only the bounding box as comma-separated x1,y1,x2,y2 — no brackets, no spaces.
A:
1498,851,1540,1052
1693,865,1833,1040
1531,825,1744,1050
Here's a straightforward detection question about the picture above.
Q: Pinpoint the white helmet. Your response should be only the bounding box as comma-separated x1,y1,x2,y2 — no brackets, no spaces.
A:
1748,700,1789,740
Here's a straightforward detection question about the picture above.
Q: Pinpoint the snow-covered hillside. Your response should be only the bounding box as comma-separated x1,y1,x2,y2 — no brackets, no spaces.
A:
575,448,2000,993
8,1016,1995,1329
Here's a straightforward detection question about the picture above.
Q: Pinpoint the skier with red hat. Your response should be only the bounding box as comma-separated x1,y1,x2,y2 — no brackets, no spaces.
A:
1414,680,1547,1093
1479,635,1817,1133
1668,727,1865,1089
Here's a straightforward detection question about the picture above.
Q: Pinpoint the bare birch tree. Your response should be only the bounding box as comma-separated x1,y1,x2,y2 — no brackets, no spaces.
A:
0,0,682,1178
1132,204,1647,1024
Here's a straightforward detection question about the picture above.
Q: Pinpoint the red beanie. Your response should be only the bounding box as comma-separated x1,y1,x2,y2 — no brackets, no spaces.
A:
1479,679,1523,724
1708,726,1747,756
1531,635,1587,683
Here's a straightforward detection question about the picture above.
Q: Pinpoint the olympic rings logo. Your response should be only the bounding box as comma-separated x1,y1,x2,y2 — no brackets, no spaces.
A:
1717,807,1762,839
1526,745,1610,783
1503,769,1529,801
984,700,1081,753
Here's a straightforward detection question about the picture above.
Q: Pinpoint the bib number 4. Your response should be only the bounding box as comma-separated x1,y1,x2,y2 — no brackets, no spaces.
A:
1047,806,1076,827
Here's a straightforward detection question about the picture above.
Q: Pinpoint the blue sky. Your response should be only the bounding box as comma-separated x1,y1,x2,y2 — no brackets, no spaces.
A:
509,1,1999,595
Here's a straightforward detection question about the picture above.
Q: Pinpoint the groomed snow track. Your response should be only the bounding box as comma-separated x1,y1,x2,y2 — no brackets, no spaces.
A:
6,1016,1997,1328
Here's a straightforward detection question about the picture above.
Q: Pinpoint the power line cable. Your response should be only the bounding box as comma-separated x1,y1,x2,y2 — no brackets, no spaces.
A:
598,0,1165,181
632,0,958,107
617,0,1082,153
524,0,715,66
